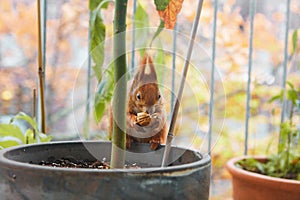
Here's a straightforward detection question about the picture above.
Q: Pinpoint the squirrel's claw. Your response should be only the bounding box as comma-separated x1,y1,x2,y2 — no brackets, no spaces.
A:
126,135,133,149
150,137,160,150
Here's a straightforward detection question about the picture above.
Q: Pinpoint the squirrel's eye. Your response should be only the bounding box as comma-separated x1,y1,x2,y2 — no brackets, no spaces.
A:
136,93,141,100
158,94,161,100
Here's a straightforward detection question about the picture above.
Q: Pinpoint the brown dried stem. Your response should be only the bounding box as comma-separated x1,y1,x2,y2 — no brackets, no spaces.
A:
37,0,46,133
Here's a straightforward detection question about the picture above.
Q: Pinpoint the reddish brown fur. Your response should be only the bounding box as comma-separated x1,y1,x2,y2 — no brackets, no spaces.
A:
110,54,167,150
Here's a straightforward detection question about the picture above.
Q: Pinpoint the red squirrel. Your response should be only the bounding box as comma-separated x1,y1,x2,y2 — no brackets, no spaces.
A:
110,54,167,150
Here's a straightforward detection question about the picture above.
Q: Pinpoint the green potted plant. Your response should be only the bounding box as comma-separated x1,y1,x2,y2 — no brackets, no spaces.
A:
226,82,300,200
0,0,211,199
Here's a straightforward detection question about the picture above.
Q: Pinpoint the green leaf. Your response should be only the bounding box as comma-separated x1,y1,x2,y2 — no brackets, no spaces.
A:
39,133,53,143
287,89,298,105
236,158,265,173
0,137,22,148
11,112,38,133
134,1,149,56
0,112,52,148
24,129,36,144
292,30,298,54
287,81,295,90
89,0,101,10
265,135,275,154
90,6,106,82
255,162,265,173
92,64,103,82
94,81,109,123
154,0,171,11
94,65,114,123
279,121,289,153
150,19,165,47
89,0,109,11
0,124,25,143
286,82,298,105
268,90,284,103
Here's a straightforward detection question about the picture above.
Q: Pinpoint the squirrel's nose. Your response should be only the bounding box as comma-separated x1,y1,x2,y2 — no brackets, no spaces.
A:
146,106,155,115
142,106,152,114
142,106,147,113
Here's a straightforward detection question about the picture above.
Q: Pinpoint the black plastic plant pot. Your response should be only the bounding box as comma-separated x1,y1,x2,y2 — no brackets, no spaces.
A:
0,141,211,200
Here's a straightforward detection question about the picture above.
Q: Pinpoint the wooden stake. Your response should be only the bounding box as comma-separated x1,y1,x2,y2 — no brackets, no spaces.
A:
37,0,46,133
32,89,37,139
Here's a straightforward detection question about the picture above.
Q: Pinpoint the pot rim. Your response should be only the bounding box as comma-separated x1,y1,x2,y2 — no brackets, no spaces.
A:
0,141,211,174
226,156,300,185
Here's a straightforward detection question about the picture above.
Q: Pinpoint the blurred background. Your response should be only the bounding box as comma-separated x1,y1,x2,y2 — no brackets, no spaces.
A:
0,0,299,199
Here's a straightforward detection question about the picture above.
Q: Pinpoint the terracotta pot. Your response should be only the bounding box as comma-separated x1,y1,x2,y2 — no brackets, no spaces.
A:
0,141,211,200
226,156,300,200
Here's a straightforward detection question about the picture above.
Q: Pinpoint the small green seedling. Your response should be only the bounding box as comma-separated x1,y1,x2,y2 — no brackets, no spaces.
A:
0,112,52,149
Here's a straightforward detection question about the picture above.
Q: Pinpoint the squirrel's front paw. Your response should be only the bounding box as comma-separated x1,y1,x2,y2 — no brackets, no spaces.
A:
128,114,137,127
136,112,151,126
150,137,160,150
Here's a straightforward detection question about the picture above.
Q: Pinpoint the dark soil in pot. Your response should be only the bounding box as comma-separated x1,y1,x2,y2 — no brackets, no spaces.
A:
37,157,111,169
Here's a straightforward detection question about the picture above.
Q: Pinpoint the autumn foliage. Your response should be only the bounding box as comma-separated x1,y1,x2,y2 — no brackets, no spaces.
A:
156,0,184,29
0,0,300,197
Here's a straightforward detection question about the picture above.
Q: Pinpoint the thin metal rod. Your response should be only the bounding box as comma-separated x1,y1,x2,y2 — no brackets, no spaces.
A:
171,23,177,111
244,0,256,156
37,0,46,133
278,0,291,153
162,0,204,167
131,0,137,71
208,0,218,155
86,10,93,139
280,0,291,124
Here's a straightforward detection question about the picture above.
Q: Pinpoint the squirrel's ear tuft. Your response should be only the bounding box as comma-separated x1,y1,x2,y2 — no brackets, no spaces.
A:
134,54,158,83
147,55,157,79
135,66,145,82
144,55,157,82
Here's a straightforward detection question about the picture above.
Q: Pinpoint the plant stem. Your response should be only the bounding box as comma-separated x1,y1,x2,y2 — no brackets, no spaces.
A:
285,103,294,173
289,103,294,123
32,89,37,139
110,0,128,169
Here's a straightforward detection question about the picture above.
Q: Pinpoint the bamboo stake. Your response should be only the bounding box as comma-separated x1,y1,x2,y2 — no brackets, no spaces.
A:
32,89,37,139
37,0,46,133
161,0,204,167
